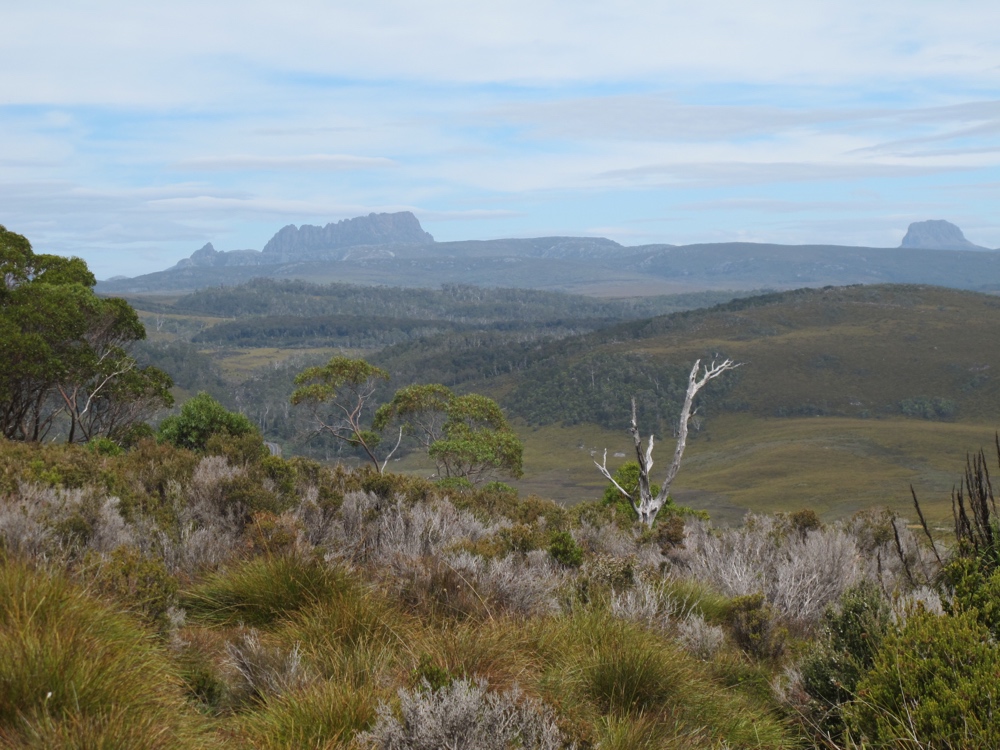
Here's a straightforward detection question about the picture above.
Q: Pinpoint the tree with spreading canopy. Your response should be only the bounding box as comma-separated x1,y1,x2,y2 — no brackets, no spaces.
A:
290,356,399,472
0,225,173,443
375,384,523,485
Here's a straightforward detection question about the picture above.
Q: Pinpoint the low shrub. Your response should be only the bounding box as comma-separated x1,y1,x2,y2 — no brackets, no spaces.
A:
725,593,786,660
90,544,179,630
158,393,259,453
799,581,891,740
548,530,583,568
357,678,564,750
845,609,1000,748
225,629,311,704
675,613,726,660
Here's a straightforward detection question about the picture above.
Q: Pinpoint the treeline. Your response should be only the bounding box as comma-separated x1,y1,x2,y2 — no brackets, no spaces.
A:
191,314,465,349
131,278,750,325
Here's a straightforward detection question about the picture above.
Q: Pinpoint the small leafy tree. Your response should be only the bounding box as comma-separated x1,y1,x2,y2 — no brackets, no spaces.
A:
372,383,451,451
375,386,523,485
290,356,399,472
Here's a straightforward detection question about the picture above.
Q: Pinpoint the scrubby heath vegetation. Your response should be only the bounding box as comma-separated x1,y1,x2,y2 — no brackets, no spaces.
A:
7,423,1000,749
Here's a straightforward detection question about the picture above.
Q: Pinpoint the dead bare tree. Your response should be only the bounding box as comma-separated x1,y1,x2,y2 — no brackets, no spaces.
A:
595,358,741,526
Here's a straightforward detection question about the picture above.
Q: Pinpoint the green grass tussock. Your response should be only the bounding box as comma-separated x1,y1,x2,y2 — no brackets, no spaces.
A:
180,554,343,628
527,612,794,748
234,681,382,750
0,558,214,749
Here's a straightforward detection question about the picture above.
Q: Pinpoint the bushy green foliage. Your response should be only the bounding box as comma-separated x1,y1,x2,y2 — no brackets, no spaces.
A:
845,609,1000,748
86,436,124,457
411,653,453,691
91,545,179,630
941,555,1000,637
204,430,269,466
549,530,583,567
435,475,474,492
725,593,786,660
601,460,660,511
159,392,259,452
800,581,891,738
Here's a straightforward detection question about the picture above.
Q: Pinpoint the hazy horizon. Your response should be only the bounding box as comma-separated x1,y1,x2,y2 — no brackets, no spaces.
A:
3,1,1000,278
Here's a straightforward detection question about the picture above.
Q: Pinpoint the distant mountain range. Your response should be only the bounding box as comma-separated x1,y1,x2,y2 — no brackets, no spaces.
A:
96,213,1000,296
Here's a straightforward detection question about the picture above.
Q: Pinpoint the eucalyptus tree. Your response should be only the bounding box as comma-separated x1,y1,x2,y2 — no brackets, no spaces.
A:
0,225,172,442
290,356,399,472
375,384,523,485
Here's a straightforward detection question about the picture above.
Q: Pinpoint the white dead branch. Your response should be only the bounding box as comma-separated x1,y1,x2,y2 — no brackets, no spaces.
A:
595,358,741,526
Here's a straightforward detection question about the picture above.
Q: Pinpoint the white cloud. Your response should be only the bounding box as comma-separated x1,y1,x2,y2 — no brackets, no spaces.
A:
176,154,397,171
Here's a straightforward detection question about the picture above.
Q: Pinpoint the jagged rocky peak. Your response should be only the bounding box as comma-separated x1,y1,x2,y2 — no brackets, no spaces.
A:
173,242,264,269
900,220,989,251
262,211,434,257
190,242,219,261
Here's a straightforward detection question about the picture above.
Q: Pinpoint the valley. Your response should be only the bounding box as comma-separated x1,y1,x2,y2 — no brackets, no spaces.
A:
124,279,1000,525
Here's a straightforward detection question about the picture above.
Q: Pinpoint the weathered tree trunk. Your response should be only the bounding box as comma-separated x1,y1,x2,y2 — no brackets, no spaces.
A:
596,358,740,526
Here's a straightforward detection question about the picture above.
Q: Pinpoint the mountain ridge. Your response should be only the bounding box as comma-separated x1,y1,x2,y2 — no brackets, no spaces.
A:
99,215,1000,296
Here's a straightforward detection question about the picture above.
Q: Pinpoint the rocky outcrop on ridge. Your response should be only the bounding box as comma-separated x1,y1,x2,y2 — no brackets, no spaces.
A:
261,212,434,259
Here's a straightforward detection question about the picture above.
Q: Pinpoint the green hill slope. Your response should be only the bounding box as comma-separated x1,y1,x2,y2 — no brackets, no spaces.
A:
392,284,1000,522
489,284,1000,427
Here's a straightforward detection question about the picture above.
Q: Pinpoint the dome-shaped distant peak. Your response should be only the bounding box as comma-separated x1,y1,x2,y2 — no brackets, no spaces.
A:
900,220,988,251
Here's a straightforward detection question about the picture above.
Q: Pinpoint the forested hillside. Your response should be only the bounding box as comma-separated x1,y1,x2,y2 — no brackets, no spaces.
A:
121,277,1000,521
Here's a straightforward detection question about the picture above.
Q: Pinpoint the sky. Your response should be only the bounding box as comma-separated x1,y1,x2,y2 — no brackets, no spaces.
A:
2,1,1000,279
